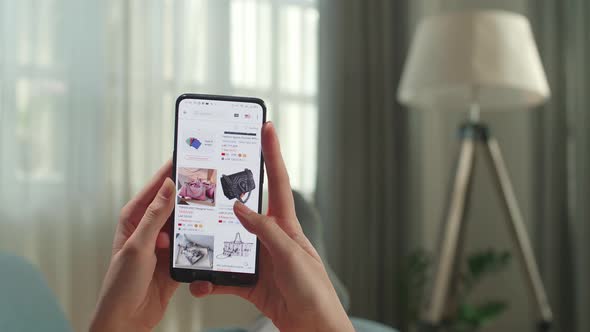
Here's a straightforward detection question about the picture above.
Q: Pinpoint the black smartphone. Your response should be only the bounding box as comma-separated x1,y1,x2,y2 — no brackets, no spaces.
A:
170,94,266,285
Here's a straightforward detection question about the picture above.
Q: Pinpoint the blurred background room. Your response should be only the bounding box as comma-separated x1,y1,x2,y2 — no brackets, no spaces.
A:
0,0,588,331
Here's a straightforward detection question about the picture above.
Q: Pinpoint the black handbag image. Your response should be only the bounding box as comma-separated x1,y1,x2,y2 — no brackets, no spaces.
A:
221,169,256,203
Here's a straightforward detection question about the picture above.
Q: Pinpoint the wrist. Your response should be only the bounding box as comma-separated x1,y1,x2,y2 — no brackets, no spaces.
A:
310,305,354,332
90,322,149,332
319,316,354,332
90,312,150,332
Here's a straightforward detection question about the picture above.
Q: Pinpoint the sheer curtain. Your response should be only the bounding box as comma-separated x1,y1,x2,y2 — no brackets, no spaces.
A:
0,0,318,331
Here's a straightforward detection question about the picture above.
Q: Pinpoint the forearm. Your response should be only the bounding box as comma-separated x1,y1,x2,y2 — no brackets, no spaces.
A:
89,311,150,332
276,305,354,332
317,308,355,332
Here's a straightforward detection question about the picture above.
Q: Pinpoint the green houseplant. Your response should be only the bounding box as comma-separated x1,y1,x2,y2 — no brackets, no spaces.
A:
398,249,512,332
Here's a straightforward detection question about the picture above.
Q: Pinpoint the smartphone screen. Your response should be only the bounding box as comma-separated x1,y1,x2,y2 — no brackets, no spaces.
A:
171,94,265,283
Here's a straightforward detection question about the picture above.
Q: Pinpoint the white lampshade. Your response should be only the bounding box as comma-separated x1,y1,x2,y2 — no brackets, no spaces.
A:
397,10,550,111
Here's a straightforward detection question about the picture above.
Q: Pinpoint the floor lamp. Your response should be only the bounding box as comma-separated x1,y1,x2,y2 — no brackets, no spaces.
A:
397,10,553,331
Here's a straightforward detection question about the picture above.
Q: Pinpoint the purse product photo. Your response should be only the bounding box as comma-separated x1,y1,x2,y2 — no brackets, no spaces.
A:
178,180,207,201
176,234,214,269
216,233,254,259
221,169,256,203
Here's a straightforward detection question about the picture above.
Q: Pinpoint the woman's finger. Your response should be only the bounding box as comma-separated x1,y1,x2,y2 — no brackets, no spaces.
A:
120,160,173,226
262,123,299,229
189,281,252,300
234,202,298,261
127,178,176,250
155,232,170,249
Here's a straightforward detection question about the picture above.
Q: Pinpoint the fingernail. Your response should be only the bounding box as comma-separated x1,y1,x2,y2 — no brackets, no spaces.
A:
234,202,253,221
263,122,274,132
159,179,174,200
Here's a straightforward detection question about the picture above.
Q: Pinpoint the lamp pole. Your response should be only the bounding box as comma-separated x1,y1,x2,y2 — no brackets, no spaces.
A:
469,86,481,123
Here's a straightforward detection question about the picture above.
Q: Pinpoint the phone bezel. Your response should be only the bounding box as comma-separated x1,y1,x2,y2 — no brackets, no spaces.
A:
170,93,266,285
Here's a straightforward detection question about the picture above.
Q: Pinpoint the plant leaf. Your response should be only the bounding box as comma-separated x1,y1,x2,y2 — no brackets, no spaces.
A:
456,301,508,327
397,249,432,325
456,303,481,326
467,249,511,283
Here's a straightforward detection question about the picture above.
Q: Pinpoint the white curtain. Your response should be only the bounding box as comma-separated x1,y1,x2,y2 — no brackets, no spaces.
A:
0,0,318,331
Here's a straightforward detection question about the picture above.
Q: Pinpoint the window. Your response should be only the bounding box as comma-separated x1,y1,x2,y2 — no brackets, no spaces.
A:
123,0,319,195
3,0,320,196
5,0,67,183
231,0,319,194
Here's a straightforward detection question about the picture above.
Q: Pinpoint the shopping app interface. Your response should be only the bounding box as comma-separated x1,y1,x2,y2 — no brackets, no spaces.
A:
174,98,263,274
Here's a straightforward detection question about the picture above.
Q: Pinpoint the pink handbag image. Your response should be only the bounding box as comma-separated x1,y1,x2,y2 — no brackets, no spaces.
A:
178,180,207,201
205,183,216,200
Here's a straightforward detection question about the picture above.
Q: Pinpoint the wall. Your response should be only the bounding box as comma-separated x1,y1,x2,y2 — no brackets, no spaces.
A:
408,1,539,331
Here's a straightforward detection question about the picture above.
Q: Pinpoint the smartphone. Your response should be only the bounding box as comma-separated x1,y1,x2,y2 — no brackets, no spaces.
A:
170,94,266,285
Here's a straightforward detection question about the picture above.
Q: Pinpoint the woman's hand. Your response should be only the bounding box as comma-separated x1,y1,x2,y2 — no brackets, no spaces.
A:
190,123,354,332
90,161,178,332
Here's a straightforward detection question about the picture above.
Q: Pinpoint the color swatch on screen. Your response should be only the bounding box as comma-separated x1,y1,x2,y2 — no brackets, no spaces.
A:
186,137,202,150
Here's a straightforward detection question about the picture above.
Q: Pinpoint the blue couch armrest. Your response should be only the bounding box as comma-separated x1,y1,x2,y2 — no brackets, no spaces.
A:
0,253,72,332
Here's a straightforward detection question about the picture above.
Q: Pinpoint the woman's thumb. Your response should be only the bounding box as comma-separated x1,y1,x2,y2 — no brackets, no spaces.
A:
128,178,175,248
